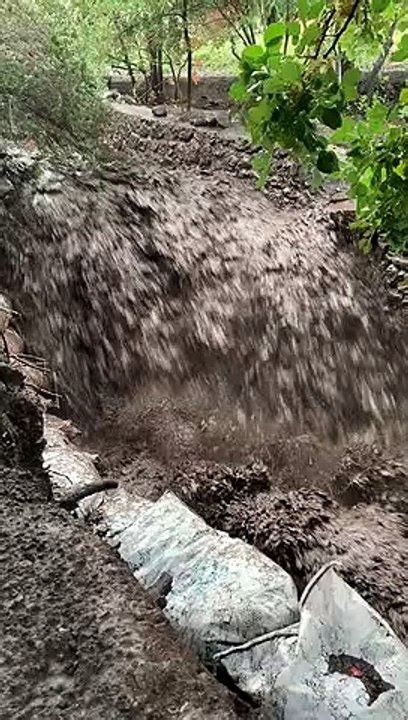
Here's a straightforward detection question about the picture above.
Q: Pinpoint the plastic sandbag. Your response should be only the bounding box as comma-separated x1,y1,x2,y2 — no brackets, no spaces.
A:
268,567,408,719
42,423,408,718
107,490,300,661
43,416,103,517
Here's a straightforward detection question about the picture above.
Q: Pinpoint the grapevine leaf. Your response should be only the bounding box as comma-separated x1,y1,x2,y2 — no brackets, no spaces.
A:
366,101,388,132
229,80,247,102
298,0,309,21
280,59,302,83
252,152,272,188
309,0,325,18
392,34,408,62
287,21,301,37
301,25,320,46
242,45,265,69
264,22,286,45
331,116,356,143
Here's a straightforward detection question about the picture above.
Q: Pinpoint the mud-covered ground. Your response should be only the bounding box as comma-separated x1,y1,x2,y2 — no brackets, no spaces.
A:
0,377,249,719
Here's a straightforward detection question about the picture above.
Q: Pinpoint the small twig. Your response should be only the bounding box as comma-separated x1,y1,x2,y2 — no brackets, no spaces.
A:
323,0,360,58
213,624,300,662
0,305,19,316
10,354,51,373
13,352,47,363
314,8,336,59
25,382,62,399
8,97,15,136
46,468,74,486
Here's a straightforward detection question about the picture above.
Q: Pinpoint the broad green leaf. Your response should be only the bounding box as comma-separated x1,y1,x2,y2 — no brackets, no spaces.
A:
392,34,408,62
399,87,408,105
252,152,272,188
331,116,356,143
366,101,388,132
316,149,339,173
242,45,265,69
267,55,281,71
248,99,271,124
229,80,247,102
342,67,361,101
263,75,285,93
280,59,302,83
392,48,408,62
298,0,310,21
301,25,320,46
320,106,342,129
287,21,301,37
372,0,390,12
358,235,373,254
264,22,286,45
309,0,325,18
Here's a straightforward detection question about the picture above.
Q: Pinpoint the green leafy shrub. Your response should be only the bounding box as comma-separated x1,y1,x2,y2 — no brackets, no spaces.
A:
333,98,408,254
230,22,362,183
0,0,109,144
231,7,408,254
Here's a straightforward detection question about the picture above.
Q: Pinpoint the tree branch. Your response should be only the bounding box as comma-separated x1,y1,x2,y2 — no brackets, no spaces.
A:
323,0,360,58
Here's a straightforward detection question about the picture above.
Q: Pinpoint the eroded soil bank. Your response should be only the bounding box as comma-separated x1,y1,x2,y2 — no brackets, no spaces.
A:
0,377,249,719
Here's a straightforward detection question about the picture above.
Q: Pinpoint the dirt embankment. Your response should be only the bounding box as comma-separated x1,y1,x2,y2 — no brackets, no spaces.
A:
0,375,248,719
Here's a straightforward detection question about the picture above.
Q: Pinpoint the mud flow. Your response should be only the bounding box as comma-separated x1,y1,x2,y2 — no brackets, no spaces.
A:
1,120,408,714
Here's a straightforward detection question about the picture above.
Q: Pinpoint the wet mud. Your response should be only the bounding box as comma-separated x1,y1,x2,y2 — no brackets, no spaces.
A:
0,380,248,719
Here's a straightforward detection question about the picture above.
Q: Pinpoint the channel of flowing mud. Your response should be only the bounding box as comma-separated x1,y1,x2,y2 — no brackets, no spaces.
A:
1,129,408,643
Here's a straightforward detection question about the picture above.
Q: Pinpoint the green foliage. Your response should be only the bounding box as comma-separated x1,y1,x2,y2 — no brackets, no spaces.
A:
334,101,408,254
195,38,240,74
0,0,109,144
232,1,408,254
233,19,361,176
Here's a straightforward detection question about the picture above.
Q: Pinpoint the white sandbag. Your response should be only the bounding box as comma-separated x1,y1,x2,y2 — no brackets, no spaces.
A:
43,416,103,516
268,568,408,719
110,490,300,661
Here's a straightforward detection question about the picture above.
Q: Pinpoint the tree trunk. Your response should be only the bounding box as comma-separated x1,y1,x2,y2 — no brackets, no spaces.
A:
157,47,164,102
167,55,180,101
361,19,397,100
149,47,162,104
182,0,192,112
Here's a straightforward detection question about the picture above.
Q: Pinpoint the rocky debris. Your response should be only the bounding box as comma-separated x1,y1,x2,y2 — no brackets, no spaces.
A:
381,252,408,308
176,461,271,527
106,113,314,209
331,442,408,511
188,110,230,129
152,105,168,118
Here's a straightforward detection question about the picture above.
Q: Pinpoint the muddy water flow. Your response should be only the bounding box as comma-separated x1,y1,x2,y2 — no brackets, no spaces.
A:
1,140,408,640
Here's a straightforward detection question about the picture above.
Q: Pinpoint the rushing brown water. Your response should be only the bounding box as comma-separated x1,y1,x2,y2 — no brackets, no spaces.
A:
2,139,408,642
2,145,407,441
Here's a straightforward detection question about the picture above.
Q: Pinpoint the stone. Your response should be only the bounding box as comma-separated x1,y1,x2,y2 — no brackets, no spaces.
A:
152,105,167,118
